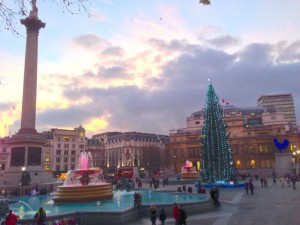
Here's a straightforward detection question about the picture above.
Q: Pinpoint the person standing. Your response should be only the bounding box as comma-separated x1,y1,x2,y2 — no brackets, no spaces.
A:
150,204,157,225
5,210,18,225
244,181,249,195
159,208,167,225
34,207,46,225
178,205,187,225
291,173,297,190
172,203,179,225
136,192,142,217
213,186,220,207
249,179,254,195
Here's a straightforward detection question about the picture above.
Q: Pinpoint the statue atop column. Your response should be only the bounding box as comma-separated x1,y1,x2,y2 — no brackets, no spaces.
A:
29,0,38,18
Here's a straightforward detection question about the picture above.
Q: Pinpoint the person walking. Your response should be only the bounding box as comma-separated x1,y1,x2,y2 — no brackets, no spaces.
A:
213,186,220,207
34,207,46,225
291,173,297,190
150,204,157,225
159,208,167,225
244,181,249,195
5,210,18,225
272,176,277,186
249,179,254,195
178,205,187,225
172,203,179,225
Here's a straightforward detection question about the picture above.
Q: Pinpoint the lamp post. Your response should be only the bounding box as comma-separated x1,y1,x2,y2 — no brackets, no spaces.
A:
20,167,26,196
292,150,300,176
173,155,177,173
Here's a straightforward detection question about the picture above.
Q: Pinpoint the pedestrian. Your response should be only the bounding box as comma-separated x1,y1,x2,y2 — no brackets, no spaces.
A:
213,186,220,207
280,177,284,187
263,177,268,187
150,204,157,225
286,177,291,187
260,177,264,188
34,207,46,225
5,210,18,225
249,179,254,195
291,173,297,190
244,181,249,195
159,208,167,225
200,186,206,194
272,176,277,186
178,205,187,225
172,203,179,225
209,187,215,204
136,192,142,217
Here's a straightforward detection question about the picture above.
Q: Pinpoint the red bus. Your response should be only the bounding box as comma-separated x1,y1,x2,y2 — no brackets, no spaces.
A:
117,167,133,179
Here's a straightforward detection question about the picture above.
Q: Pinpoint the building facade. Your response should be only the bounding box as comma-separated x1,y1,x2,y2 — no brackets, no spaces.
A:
93,132,169,173
168,105,300,173
42,126,86,174
257,93,297,129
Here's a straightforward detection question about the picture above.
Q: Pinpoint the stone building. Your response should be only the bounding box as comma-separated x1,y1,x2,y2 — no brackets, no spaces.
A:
42,125,86,174
168,105,300,173
93,132,169,173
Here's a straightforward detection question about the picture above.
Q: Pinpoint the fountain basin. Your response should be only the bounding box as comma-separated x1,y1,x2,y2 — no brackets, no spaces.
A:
53,183,113,203
53,167,113,203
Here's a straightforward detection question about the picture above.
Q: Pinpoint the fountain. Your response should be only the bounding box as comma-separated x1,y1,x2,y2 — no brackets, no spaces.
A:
180,160,200,179
53,151,113,203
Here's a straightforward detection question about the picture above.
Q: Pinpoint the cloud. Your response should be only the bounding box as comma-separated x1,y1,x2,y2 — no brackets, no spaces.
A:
206,35,240,48
6,35,300,138
72,34,111,50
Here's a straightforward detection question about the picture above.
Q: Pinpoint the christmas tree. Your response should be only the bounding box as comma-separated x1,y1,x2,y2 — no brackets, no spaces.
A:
201,80,236,183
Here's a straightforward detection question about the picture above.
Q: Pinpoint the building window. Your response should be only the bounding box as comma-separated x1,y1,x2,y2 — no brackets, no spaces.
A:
58,137,61,142
56,157,60,163
64,150,69,155
71,164,75,170
72,144,75,149
64,157,68,163
57,143,61,148
71,157,75,163
44,165,50,170
45,157,50,162
64,136,70,142
71,150,76,155
64,144,69,148
56,165,60,171
79,144,84,149
56,150,61,155
64,165,68,171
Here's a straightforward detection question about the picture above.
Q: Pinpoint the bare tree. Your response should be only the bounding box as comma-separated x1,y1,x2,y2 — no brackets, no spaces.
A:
0,0,91,35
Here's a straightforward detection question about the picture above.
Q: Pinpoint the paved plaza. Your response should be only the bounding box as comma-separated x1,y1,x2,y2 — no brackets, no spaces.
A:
130,178,300,225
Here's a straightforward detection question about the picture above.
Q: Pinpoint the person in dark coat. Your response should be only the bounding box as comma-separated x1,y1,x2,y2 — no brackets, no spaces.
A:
249,179,254,195
244,181,249,195
150,204,157,225
159,208,167,225
178,205,187,225
213,186,220,207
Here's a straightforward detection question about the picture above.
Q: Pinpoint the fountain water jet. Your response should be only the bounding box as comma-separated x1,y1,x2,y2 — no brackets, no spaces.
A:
53,151,113,203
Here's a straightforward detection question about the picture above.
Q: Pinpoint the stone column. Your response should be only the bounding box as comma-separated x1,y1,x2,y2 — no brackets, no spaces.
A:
19,12,45,134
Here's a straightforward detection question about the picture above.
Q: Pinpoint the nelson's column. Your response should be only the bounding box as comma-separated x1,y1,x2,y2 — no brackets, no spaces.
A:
4,2,54,185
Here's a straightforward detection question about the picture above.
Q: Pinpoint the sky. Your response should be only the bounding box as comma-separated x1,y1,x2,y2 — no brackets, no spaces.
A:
0,0,300,138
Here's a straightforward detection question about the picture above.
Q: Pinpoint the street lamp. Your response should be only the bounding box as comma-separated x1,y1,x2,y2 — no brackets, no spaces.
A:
297,150,300,176
173,155,177,173
20,167,26,196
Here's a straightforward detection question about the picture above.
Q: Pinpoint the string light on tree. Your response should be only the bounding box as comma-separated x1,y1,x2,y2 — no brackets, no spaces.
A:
201,80,236,183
